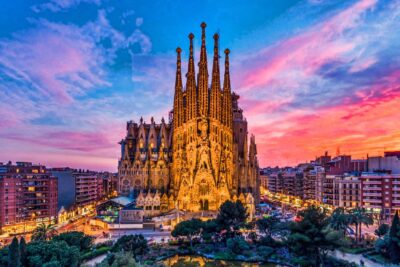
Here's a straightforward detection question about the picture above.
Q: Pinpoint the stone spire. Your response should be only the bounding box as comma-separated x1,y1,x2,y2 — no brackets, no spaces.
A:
197,22,209,117
186,33,197,121
223,49,233,129
173,47,183,128
210,33,221,121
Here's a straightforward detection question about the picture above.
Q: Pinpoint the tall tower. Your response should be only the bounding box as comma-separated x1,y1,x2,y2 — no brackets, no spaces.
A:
173,47,183,129
223,49,233,129
210,33,221,121
119,22,260,217
186,33,197,121
197,22,209,117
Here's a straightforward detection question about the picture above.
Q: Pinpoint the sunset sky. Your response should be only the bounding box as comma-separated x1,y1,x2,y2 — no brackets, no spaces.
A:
1,0,399,171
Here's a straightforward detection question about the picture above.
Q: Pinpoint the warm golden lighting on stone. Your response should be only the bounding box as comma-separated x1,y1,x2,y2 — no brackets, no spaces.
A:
118,23,260,214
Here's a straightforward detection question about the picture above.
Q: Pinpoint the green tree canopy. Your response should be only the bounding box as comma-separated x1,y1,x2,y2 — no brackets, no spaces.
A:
216,200,248,236
287,205,345,267
375,223,389,238
19,237,27,267
26,240,80,267
97,252,141,267
8,237,20,267
111,234,148,259
53,231,94,252
171,218,203,248
348,207,373,243
329,207,351,235
388,212,400,263
31,223,57,242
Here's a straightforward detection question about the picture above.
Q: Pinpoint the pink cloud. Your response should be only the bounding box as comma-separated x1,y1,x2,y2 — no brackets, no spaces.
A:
0,21,110,103
250,80,400,167
240,0,377,91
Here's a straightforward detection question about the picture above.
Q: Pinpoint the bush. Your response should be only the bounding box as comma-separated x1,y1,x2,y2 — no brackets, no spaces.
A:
95,240,114,249
227,236,249,255
256,245,274,259
97,252,140,267
80,246,110,261
52,231,94,252
215,250,236,260
323,256,358,267
111,234,148,257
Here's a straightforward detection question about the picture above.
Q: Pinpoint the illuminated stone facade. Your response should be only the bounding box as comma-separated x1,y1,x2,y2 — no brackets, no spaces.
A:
118,23,260,213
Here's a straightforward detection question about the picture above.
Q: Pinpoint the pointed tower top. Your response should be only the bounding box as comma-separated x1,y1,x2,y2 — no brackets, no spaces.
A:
175,47,182,90
201,22,207,43
188,33,195,71
199,23,207,64
224,49,230,77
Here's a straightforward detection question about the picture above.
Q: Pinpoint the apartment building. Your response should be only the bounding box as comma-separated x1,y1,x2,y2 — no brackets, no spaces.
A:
0,162,58,234
332,175,360,208
75,172,104,206
361,172,400,221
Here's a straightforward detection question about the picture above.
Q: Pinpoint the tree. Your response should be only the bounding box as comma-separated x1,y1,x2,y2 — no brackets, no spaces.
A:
97,252,141,267
171,219,203,249
287,205,345,267
200,219,218,244
8,237,20,267
349,207,373,243
375,223,389,238
388,212,400,263
31,223,57,241
19,237,27,267
26,240,80,267
216,200,248,237
53,231,93,252
329,207,351,236
112,234,148,259
226,236,249,254
256,215,280,241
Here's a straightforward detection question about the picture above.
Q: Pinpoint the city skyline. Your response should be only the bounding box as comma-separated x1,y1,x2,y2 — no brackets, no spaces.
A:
1,0,400,171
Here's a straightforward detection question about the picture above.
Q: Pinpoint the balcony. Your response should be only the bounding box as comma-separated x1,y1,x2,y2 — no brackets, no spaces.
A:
363,181,382,185
363,198,382,203
363,192,382,197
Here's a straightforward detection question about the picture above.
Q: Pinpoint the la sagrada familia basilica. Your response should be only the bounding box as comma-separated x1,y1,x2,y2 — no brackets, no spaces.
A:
118,23,260,216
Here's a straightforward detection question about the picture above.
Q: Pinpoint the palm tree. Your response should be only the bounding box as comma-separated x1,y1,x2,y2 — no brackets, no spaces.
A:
31,223,57,241
349,207,373,243
329,207,351,236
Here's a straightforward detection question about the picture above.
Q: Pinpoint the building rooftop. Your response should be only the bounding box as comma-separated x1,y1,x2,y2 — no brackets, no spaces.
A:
110,196,134,206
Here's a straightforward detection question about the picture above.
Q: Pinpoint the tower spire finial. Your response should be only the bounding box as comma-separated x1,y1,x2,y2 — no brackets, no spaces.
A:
198,22,209,117
186,33,197,120
210,33,221,121
223,48,232,128
175,47,182,89
173,47,183,128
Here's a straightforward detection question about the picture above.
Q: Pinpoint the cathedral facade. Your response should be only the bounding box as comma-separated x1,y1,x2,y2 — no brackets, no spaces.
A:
118,23,260,214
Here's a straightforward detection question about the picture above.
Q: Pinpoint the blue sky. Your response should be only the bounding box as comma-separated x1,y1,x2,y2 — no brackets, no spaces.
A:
0,0,399,170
